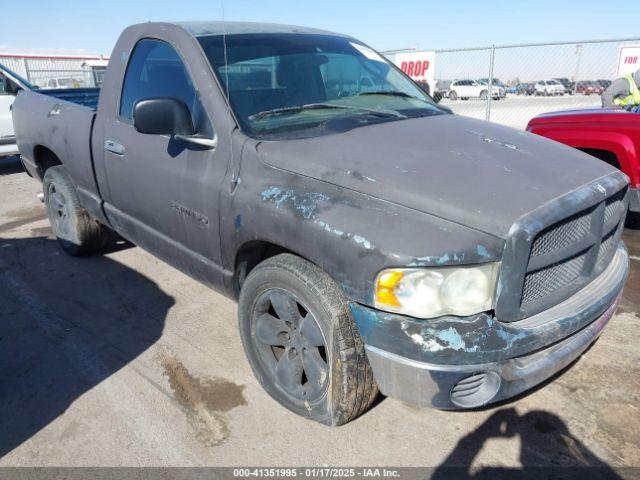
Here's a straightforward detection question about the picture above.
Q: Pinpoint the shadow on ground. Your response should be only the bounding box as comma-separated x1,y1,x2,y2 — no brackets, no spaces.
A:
0,235,173,457
432,407,622,479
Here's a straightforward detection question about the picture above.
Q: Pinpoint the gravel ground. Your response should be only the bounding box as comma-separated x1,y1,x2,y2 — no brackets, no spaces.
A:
0,155,638,473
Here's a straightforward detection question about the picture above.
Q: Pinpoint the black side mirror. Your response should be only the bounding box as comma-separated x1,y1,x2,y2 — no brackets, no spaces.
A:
133,98,195,136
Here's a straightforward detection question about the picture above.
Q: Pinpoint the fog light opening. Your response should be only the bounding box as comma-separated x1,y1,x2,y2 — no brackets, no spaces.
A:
450,371,501,408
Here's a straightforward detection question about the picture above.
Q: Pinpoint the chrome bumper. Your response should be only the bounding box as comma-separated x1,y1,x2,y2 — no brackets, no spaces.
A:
352,245,628,409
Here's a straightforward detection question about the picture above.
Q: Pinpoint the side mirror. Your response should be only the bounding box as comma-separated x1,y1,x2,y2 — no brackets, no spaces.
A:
133,98,195,136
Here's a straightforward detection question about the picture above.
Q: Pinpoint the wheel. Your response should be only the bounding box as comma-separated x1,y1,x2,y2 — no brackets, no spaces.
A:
238,254,378,426
479,90,488,100
43,166,110,256
449,90,458,101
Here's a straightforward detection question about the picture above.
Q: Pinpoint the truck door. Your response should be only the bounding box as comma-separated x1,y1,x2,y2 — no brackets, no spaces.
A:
100,38,227,286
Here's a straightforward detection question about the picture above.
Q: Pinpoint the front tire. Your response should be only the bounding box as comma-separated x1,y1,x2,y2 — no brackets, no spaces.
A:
43,166,109,255
238,254,378,426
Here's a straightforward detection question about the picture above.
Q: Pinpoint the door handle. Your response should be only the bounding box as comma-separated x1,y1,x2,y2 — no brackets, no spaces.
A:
104,139,125,155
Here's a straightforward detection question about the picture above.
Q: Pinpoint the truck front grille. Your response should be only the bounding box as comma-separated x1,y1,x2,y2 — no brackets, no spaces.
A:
494,174,629,322
520,188,626,310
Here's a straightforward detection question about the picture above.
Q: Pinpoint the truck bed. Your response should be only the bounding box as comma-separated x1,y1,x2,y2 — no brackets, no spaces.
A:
12,88,102,216
39,87,100,110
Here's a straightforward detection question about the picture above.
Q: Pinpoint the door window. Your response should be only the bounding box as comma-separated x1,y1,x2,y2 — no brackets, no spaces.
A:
119,39,210,134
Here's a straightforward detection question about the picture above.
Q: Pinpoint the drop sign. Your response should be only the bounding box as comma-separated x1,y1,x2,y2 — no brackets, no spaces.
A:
394,51,436,92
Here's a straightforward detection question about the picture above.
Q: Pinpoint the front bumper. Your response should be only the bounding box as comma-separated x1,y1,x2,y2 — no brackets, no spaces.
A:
350,244,628,409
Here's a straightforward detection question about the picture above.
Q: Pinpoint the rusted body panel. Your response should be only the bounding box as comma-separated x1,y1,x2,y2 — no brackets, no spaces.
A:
11,21,631,410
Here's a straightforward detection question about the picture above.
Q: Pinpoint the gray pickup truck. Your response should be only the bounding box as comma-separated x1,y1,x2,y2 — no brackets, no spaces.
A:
12,21,630,426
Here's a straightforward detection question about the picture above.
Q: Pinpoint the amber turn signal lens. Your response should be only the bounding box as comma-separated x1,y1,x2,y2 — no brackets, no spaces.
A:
375,270,404,307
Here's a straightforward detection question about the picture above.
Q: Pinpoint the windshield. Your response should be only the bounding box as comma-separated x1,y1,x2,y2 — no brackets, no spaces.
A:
197,33,445,139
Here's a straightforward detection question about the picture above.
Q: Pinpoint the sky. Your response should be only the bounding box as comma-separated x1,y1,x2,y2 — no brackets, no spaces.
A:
3,0,640,56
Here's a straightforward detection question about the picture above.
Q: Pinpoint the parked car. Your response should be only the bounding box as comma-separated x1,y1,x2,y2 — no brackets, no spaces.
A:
515,82,535,96
576,80,604,96
45,77,83,89
535,80,566,96
0,63,35,157
528,108,640,212
13,21,630,426
477,78,507,98
448,79,503,100
553,77,575,94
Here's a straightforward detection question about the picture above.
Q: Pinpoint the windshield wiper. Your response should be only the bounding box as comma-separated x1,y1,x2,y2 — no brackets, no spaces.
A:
358,91,429,104
249,102,406,121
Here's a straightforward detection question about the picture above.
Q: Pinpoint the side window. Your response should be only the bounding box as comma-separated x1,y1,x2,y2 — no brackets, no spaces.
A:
0,74,6,95
119,39,209,133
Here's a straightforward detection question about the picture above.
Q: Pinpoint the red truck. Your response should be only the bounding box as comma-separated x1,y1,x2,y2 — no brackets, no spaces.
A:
527,108,640,212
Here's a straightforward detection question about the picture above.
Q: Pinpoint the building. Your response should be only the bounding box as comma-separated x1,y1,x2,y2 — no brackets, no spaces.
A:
0,52,109,88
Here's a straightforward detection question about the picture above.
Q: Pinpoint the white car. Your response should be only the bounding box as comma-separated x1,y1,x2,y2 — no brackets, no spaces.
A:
0,64,32,158
534,80,566,96
448,79,504,101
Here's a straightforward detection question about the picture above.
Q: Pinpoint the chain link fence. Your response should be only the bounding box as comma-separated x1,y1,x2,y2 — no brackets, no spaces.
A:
26,69,87,89
0,55,107,89
389,37,640,129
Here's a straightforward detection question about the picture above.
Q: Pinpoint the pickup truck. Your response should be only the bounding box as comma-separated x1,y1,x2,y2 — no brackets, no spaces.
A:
13,21,630,426
527,108,640,213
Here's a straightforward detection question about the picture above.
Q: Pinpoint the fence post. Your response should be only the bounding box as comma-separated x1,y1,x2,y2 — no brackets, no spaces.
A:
574,44,583,95
23,58,31,83
486,45,495,121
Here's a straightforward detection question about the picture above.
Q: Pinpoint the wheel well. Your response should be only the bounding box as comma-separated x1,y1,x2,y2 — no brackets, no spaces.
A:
233,241,294,297
579,148,621,170
33,145,62,177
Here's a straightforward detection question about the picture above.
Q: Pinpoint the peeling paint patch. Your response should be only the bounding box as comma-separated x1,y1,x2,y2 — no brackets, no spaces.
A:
408,251,468,267
346,170,376,182
260,187,329,219
407,327,479,353
353,235,374,250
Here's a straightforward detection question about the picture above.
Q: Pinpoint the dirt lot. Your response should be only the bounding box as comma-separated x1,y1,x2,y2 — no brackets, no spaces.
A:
440,94,602,129
0,155,639,472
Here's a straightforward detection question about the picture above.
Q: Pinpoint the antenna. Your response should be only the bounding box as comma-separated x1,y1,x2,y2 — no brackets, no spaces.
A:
220,0,237,188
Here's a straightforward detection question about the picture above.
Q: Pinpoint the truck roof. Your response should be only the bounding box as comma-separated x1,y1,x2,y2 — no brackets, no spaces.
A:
171,21,345,38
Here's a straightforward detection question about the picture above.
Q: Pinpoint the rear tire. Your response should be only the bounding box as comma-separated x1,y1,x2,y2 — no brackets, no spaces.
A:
238,254,378,426
43,166,110,256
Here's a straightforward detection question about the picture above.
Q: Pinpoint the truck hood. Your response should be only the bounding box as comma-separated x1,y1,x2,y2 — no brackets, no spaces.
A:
256,114,617,238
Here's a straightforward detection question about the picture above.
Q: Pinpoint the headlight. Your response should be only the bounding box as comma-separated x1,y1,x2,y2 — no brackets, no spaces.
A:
374,263,499,319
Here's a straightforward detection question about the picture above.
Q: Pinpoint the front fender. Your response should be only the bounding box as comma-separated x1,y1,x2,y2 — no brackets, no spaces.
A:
227,163,504,305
